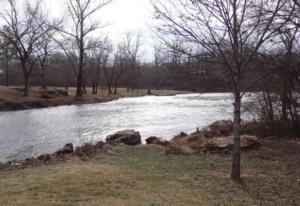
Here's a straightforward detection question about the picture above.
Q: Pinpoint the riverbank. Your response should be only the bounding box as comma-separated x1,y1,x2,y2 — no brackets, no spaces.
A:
0,121,299,205
0,140,299,206
0,86,188,111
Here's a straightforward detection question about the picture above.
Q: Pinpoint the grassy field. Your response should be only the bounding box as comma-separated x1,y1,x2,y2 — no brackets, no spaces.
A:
0,86,187,111
0,140,299,206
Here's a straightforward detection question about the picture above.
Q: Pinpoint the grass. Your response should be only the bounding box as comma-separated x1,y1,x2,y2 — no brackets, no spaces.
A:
0,144,299,206
0,86,187,111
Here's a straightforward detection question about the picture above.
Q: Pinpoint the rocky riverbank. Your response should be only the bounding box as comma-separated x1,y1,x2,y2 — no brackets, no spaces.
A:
0,120,299,205
0,120,261,170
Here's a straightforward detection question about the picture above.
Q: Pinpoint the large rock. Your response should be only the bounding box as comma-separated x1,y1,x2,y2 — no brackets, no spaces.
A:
37,154,52,163
199,120,233,137
146,136,169,146
205,135,259,151
106,130,142,145
75,141,105,157
168,132,259,155
55,143,74,156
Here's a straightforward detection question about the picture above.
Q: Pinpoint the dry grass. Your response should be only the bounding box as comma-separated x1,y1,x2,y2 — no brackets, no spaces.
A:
0,144,299,206
0,86,187,111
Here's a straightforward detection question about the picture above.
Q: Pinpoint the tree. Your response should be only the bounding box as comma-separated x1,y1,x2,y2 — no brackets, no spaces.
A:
152,0,290,180
122,33,142,92
0,0,54,96
0,27,15,87
86,37,112,94
36,33,56,90
112,43,127,94
58,0,112,97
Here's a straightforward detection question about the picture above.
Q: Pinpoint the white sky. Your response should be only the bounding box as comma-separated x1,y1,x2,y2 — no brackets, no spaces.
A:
46,0,155,60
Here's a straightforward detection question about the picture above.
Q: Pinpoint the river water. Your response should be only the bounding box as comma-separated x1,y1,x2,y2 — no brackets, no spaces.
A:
0,93,248,162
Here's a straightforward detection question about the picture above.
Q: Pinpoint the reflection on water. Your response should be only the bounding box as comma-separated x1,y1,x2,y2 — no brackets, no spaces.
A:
0,93,242,161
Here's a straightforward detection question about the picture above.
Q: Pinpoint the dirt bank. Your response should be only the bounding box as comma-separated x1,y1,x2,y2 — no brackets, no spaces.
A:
0,86,188,112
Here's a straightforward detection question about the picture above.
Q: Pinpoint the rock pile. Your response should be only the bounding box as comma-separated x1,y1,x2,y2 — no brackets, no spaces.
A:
167,120,259,155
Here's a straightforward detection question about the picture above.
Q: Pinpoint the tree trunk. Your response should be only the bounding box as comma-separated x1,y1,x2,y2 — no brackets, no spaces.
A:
5,60,9,87
92,85,96,94
114,85,117,94
76,20,84,97
41,70,47,90
108,85,112,95
231,92,241,181
24,74,29,97
76,56,83,97
281,94,288,121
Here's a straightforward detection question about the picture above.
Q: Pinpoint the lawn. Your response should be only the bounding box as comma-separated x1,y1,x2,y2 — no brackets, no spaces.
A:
0,143,299,206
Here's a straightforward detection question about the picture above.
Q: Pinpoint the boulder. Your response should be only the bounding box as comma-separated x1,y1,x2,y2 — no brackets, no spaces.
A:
75,141,105,157
0,162,10,169
168,133,207,154
23,157,40,167
168,132,259,155
205,135,259,151
199,120,233,137
55,143,74,156
146,136,169,146
37,154,52,162
106,130,141,145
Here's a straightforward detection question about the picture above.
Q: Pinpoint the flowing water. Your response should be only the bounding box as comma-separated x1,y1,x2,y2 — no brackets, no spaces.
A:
0,93,251,162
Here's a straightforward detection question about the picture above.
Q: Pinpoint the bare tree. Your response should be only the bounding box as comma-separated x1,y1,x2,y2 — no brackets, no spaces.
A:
86,37,112,94
113,43,127,94
0,26,15,87
36,33,56,90
152,0,291,180
58,0,112,97
122,33,142,92
0,0,54,96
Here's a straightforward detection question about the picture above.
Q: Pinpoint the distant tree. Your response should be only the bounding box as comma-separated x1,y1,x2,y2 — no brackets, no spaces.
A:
86,37,112,94
57,0,112,97
0,27,15,87
122,33,143,92
113,43,127,94
36,33,56,90
0,0,54,96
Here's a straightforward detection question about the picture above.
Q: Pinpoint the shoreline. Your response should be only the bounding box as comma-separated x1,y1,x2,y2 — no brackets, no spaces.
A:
0,121,299,205
0,86,189,112
1,119,299,168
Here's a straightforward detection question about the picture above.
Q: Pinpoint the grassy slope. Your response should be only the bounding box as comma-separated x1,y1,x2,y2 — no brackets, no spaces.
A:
0,86,187,111
0,144,299,206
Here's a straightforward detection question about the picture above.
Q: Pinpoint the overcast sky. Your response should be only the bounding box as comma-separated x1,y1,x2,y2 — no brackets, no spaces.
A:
46,0,155,60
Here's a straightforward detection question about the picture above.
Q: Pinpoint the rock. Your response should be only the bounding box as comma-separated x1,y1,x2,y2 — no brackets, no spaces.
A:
23,157,40,167
146,136,169,146
168,133,207,155
200,120,233,137
75,141,105,157
106,130,142,145
55,143,74,156
206,135,259,151
168,132,259,155
0,162,10,169
37,154,52,162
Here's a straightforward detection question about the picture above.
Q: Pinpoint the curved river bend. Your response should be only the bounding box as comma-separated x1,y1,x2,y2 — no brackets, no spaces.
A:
0,93,251,162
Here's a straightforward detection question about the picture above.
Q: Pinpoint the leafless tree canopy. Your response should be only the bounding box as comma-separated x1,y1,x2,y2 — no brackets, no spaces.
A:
0,0,55,96
152,0,293,180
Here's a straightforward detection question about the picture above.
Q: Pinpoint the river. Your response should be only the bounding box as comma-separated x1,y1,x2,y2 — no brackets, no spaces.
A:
0,93,250,162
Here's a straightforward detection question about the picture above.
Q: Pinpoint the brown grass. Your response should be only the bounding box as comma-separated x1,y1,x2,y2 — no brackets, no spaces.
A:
0,86,188,111
0,142,299,206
